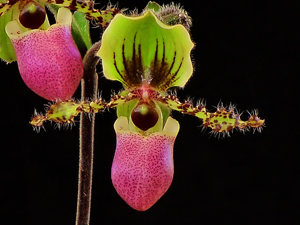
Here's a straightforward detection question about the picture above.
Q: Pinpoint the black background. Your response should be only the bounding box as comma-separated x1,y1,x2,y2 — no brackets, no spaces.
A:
0,0,297,224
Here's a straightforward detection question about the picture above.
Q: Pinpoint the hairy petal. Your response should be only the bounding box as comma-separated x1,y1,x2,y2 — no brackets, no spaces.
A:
156,95,265,135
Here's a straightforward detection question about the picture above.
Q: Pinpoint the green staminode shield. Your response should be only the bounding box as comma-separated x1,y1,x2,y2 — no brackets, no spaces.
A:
98,10,194,91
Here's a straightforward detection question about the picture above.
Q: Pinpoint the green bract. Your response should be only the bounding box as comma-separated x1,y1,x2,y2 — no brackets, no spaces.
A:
98,10,194,91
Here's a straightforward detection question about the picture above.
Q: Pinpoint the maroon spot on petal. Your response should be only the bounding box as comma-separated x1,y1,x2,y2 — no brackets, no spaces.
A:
226,125,233,132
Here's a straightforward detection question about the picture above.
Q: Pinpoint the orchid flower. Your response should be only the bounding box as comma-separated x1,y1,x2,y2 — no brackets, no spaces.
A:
6,7,84,100
98,10,192,211
0,0,119,100
27,4,265,212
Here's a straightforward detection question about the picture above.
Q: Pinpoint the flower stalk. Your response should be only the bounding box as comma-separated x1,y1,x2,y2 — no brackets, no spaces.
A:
77,42,101,225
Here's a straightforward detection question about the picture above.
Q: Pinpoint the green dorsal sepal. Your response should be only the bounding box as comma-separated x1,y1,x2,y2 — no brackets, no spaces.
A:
98,10,194,91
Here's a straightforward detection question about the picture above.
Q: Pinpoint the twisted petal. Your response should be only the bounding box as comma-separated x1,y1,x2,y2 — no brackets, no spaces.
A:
112,116,179,211
5,7,83,100
98,10,194,91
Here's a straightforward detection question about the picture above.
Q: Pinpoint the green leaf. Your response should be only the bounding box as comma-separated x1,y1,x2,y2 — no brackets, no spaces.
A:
71,11,92,58
98,11,194,91
0,4,16,63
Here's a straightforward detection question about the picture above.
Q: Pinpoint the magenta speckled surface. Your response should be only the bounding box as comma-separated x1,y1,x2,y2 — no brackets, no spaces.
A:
10,24,83,100
111,132,176,211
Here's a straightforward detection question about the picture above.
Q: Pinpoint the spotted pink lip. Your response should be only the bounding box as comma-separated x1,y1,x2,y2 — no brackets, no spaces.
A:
111,116,179,211
6,8,83,101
